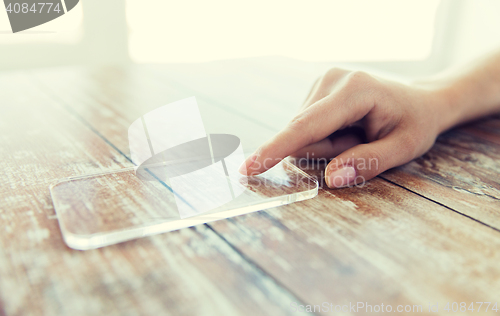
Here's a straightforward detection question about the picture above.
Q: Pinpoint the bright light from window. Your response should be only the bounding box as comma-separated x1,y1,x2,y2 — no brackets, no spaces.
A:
127,0,441,63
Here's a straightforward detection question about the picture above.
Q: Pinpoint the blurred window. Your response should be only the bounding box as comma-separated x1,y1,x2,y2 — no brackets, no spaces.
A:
126,0,441,63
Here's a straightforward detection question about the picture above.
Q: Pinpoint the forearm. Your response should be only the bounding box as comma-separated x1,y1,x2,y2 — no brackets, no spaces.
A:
432,50,500,133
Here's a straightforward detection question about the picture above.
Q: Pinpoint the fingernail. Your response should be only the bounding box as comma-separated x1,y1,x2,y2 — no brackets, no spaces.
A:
326,166,356,188
238,153,258,175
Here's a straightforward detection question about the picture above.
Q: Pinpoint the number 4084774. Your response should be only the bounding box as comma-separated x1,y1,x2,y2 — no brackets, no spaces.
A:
443,302,498,313
6,3,62,14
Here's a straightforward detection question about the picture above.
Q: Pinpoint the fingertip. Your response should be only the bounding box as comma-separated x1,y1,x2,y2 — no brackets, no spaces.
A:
238,152,258,176
325,165,356,188
238,163,247,175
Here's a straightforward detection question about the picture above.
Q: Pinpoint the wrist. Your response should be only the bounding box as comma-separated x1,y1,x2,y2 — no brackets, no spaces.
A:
415,51,500,133
413,80,463,135
432,84,464,134
433,79,500,132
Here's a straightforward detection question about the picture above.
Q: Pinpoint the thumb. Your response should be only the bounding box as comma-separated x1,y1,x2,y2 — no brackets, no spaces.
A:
324,133,416,188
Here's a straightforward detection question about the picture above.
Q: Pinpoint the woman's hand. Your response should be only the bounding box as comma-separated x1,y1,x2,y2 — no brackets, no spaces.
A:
239,68,452,188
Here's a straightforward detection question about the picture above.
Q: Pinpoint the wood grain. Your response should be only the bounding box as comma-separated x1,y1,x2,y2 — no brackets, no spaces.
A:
461,116,500,145
31,66,277,154
381,128,500,230
0,71,303,316
211,177,500,310
29,62,500,315
144,59,500,230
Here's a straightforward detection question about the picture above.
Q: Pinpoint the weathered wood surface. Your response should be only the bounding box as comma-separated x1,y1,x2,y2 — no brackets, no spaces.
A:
30,66,277,154
460,116,500,147
381,127,500,230
212,176,500,309
143,60,500,230
0,72,304,316
19,60,500,315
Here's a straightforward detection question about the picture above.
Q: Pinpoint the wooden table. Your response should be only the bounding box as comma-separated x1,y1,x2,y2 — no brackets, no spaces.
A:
1,57,499,315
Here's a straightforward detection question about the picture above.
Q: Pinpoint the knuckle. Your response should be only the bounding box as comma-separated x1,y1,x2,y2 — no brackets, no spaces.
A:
400,133,419,154
288,114,308,131
318,68,348,88
345,70,372,87
325,67,346,79
341,71,379,110
287,114,314,144
363,148,385,173
399,131,433,159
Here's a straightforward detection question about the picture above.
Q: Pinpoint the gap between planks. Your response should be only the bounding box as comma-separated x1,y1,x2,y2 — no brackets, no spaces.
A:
27,66,500,311
30,67,500,246
378,176,500,234
144,66,500,235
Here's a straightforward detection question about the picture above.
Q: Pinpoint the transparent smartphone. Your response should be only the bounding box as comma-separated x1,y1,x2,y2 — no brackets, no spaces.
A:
50,160,318,250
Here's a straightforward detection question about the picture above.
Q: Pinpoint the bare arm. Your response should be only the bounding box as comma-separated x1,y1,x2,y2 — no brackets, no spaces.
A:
429,51,500,133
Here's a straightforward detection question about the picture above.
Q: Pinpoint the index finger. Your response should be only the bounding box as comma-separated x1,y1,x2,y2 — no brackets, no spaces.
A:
239,84,374,175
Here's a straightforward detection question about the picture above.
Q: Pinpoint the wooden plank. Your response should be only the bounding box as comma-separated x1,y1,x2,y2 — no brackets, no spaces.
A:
460,117,500,145
31,66,276,154
381,128,500,230
32,64,500,312
210,177,500,309
144,59,500,230
143,57,319,133
0,72,302,316
143,57,410,133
